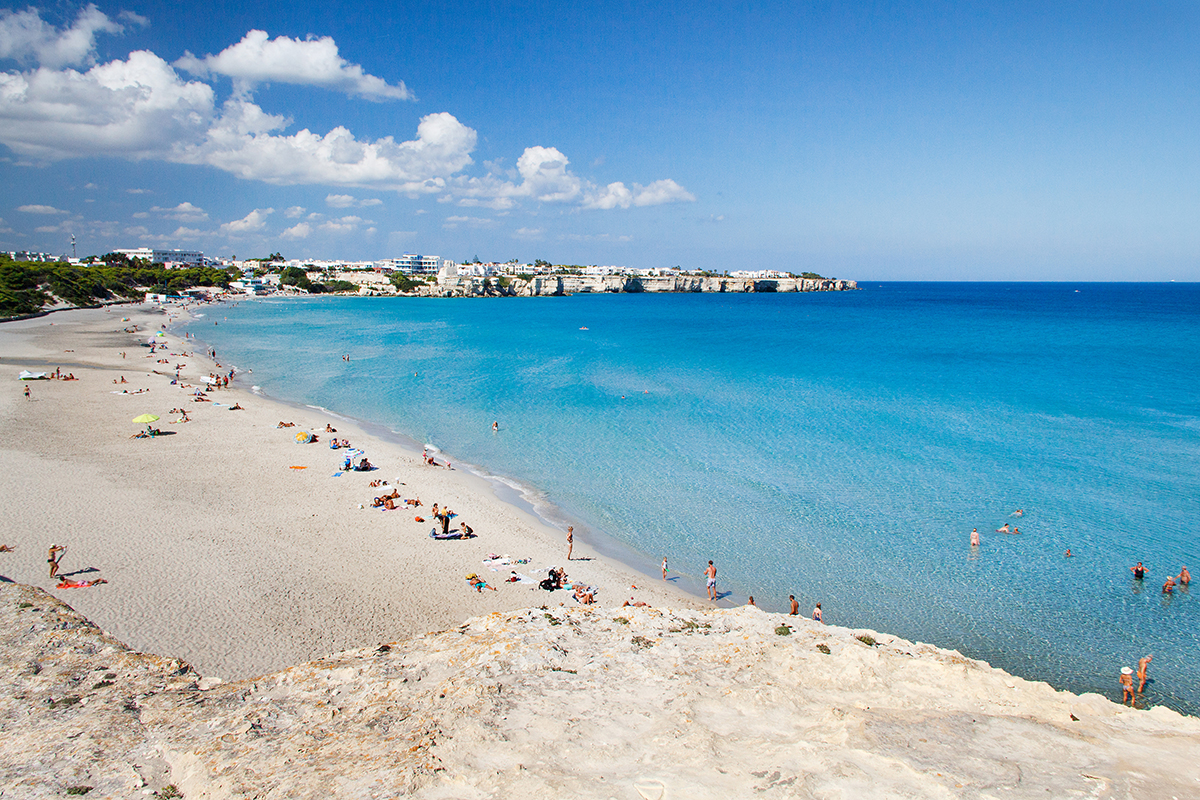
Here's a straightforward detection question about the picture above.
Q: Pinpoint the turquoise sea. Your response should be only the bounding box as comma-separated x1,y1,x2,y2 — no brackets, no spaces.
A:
186,283,1200,714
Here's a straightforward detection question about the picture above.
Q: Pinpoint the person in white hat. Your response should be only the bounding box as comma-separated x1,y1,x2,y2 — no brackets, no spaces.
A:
1120,667,1135,705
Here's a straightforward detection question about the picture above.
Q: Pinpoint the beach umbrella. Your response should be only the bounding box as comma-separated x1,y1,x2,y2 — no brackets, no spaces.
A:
132,414,160,424
295,430,312,444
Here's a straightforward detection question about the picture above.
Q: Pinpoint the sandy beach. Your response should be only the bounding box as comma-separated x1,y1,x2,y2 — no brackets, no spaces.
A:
0,303,702,681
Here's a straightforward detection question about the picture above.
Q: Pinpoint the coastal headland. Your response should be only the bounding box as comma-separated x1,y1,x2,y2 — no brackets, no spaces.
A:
2,305,1198,798
417,274,859,298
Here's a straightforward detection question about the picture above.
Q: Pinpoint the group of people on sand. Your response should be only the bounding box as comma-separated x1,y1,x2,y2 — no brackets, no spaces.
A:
46,544,108,588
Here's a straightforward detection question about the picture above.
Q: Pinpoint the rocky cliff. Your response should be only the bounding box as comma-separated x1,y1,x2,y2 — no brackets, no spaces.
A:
410,275,858,297
5,581,1196,799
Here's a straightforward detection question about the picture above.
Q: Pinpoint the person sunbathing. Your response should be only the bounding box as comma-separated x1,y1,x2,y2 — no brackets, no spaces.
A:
229,403,243,410
466,573,496,592
57,578,107,588
623,598,648,608
405,498,422,507
383,497,397,510
0,545,12,552
277,421,295,428
574,585,595,604
371,497,384,508
325,424,337,433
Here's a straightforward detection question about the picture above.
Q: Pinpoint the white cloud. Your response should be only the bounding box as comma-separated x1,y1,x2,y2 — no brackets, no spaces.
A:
319,215,363,233
149,201,208,221
124,224,149,236
280,222,311,239
219,207,273,234
512,227,544,240
181,106,477,193
453,146,695,211
326,193,382,208
17,204,67,214
175,30,412,101
442,215,495,230
126,188,150,194
562,233,634,243
284,205,305,218
0,4,128,69
0,28,691,212
0,50,216,161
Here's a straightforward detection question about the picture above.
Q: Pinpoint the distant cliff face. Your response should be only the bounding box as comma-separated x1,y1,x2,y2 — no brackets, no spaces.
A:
5,582,1199,800
409,275,858,297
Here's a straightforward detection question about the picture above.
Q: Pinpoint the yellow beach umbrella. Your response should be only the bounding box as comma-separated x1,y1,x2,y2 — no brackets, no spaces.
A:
132,414,160,424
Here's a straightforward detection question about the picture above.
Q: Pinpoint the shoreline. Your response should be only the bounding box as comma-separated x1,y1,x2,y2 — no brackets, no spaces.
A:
177,302,724,608
0,303,704,681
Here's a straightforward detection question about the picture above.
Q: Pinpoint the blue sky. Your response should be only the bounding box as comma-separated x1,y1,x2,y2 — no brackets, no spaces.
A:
0,1,1196,279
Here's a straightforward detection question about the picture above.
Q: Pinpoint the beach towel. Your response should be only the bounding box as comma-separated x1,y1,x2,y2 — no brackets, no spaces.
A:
289,465,307,470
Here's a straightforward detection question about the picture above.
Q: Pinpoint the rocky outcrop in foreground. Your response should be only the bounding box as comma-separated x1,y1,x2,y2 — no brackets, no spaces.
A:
412,274,858,297
3,582,1198,799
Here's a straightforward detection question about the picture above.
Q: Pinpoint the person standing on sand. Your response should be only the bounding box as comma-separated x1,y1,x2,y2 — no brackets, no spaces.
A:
1120,667,1135,705
566,526,573,560
1138,655,1152,693
24,385,30,400
705,560,717,600
970,528,980,546
789,595,799,615
812,603,823,623
47,544,66,579
661,557,668,580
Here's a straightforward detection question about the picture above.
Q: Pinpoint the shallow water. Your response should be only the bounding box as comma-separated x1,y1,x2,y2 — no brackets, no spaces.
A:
188,283,1200,713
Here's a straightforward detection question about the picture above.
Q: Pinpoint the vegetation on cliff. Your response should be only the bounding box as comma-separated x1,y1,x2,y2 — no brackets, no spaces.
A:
0,256,233,317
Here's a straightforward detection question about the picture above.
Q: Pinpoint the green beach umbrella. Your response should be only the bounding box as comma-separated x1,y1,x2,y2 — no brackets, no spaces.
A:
132,414,160,424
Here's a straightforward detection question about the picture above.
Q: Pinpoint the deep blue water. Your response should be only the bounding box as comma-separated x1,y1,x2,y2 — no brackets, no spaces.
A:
186,283,1200,713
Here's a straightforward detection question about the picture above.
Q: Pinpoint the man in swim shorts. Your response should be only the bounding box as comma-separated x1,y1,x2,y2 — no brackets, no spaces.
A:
705,560,717,600
789,595,799,615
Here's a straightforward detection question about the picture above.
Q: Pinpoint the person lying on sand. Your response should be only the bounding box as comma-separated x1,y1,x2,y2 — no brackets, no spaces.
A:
466,573,496,592
623,598,648,607
229,403,243,410
57,578,107,588
405,498,422,507
277,421,295,428
0,544,12,552
574,585,596,604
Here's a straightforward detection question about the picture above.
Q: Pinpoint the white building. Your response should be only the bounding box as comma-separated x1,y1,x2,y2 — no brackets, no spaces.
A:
115,247,205,267
378,254,443,274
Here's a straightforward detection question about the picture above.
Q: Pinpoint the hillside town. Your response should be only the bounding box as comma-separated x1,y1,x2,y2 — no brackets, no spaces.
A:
5,247,847,301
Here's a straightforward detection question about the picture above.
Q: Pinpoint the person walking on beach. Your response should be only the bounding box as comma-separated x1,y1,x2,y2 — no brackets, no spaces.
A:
1120,667,1135,705
566,526,573,560
789,595,799,615
1137,655,1152,692
47,544,66,579
970,528,980,546
812,603,823,623
661,557,668,580
23,384,30,400
705,560,717,600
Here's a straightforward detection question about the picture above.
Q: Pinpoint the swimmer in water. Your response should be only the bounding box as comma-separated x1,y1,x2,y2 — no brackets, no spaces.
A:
996,523,1010,533
1131,561,1147,580
1177,566,1190,586
1065,549,1073,557
970,528,980,546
